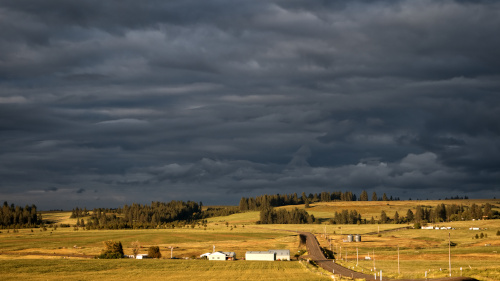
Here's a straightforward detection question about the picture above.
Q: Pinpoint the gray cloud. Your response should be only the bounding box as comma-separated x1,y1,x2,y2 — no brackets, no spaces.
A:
1,0,499,209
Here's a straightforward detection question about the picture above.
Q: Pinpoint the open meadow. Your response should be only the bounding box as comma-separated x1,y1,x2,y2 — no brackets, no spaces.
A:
0,259,331,281
0,199,499,280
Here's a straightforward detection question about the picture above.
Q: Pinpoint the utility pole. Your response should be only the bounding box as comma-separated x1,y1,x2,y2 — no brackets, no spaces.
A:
449,232,451,277
356,247,359,266
398,245,400,275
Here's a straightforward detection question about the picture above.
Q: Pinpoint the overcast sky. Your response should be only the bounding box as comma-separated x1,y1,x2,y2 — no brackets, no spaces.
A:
1,0,499,210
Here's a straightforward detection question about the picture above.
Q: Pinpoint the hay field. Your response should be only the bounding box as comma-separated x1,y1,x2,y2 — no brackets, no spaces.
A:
0,259,331,281
0,226,297,259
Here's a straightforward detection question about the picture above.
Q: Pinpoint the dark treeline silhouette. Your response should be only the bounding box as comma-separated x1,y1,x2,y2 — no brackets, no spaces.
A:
444,195,469,200
75,201,241,229
0,202,42,229
258,207,315,224
84,201,202,229
239,190,400,211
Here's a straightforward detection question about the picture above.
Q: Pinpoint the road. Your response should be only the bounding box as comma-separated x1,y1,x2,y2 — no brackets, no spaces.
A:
299,231,478,281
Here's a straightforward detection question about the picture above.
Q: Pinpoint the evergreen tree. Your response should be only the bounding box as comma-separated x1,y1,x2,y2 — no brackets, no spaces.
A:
394,211,399,223
360,190,369,201
372,192,378,201
406,209,414,222
382,193,388,201
380,210,388,223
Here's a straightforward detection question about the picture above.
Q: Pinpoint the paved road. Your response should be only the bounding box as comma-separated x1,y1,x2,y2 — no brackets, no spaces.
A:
299,231,478,281
300,232,377,280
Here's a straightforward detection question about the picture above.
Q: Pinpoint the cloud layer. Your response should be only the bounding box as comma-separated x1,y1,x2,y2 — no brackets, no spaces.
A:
1,0,499,209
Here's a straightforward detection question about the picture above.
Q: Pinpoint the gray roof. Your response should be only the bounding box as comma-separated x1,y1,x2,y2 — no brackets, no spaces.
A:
269,249,290,255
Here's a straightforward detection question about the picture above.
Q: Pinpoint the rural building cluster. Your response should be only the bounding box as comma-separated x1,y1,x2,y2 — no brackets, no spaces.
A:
201,249,290,261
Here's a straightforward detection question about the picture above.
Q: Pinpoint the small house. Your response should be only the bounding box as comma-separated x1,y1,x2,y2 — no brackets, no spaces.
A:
208,251,236,261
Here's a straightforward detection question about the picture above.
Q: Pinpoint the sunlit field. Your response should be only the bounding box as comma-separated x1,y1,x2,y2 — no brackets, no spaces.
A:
0,259,332,281
1,199,499,280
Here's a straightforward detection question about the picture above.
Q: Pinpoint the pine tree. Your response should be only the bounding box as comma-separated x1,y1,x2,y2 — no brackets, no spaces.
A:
394,211,399,223
406,209,414,222
372,192,378,201
380,210,388,223
360,190,368,201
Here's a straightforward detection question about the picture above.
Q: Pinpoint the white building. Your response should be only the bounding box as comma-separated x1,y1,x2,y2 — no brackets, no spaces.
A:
246,251,275,261
269,249,290,261
245,249,290,261
208,251,236,261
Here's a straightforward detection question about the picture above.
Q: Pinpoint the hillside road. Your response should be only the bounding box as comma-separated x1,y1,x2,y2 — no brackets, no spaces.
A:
299,231,478,281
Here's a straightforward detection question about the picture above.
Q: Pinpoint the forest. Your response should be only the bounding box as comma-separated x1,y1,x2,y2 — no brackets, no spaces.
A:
1,191,497,229
0,202,42,229
238,190,400,211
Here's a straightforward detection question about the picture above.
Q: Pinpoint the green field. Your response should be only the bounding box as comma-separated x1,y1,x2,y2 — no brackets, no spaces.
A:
1,199,499,280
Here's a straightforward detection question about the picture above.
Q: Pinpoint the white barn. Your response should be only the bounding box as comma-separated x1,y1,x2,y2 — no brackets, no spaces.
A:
245,249,290,261
245,251,275,261
269,249,290,261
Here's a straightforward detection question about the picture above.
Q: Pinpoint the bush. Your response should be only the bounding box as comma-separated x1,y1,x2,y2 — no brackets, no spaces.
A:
148,246,162,259
497,230,500,236
96,241,124,259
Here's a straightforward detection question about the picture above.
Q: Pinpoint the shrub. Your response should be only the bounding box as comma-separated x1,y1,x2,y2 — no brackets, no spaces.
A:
148,246,162,259
96,241,124,259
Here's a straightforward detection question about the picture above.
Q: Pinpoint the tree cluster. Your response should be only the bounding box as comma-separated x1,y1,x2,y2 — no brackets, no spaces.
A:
85,200,202,229
413,203,498,223
258,207,315,224
239,191,363,212
329,210,362,224
96,240,124,259
0,202,42,229
69,207,89,218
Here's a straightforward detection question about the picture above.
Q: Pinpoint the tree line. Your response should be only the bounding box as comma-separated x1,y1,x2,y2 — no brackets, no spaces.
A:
82,200,202,229
239,190,401,212
329,203,499,225
0,202,42,229
258,207,315,224
69,201,241,229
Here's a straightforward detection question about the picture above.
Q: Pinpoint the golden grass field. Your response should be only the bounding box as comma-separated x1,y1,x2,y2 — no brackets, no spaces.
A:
0,199,499,281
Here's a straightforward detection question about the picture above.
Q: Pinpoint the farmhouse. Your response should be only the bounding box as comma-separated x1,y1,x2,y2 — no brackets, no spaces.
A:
208,251,236,261
245,249,290,261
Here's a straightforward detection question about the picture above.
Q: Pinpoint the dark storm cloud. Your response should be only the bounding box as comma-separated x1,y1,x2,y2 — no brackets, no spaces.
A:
1,0,499,209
